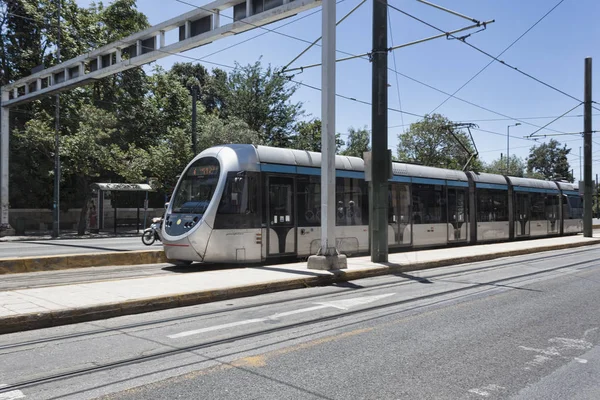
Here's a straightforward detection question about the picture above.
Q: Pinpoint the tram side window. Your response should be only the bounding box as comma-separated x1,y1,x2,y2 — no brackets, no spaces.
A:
530,193,546,220
476,189,508,222
412,184,446,224
566,195,583,219
335,177,365,226
297,176,321,227
215,171,260,229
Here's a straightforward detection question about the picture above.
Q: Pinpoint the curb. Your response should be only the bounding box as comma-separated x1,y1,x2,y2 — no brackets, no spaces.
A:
0,250,168,274
1,237,600,335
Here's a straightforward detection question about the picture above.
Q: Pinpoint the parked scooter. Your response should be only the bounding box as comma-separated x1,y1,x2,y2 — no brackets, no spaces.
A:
141,217,163,245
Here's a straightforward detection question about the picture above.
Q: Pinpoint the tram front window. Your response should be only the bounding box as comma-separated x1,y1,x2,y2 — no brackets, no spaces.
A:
171,157,220,215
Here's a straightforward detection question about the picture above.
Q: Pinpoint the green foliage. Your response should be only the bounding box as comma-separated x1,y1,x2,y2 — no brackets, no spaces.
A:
397,114,482,170
10,111,56,208
290,119,344,153
169,62,228,116
225,59,303,147
526,139,574,182
198,115,261,150
341,126,370,157
146,127,194,192
3,1,375,235
483,155,526,177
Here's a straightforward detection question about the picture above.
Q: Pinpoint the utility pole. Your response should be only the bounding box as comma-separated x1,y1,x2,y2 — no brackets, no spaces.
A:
52,0,61,238
369,0,389,262
594,174,600,218
579,146,582,181
583,57,593,237
191,85,198,155
507,123,520,174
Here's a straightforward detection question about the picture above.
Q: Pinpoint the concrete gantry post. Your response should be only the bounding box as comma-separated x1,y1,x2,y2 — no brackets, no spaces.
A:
0,89,14,236
308,0,346,270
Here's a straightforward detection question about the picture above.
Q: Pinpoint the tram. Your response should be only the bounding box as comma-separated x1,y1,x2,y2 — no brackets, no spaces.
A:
160,144,583,264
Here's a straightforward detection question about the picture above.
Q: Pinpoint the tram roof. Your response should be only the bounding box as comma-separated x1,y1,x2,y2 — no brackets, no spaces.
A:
251,145,470,182
505,176,559,191
467,171,509,185
392,162,469,182
554,180,579,192
254,145,365,171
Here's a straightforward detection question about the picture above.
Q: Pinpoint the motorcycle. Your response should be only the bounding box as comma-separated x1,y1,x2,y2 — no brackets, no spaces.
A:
141,217,163,245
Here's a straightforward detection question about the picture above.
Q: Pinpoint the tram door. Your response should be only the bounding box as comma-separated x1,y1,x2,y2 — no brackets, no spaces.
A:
266,176,296,256
547,194,559,234
448,187,468,242
515,192,530,237
389,183,412,246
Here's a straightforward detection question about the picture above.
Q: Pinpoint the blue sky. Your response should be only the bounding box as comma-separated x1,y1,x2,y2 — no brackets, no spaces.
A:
77,0,599,178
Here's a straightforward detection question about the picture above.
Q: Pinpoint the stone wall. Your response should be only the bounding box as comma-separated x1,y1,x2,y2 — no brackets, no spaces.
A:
9,207,165,232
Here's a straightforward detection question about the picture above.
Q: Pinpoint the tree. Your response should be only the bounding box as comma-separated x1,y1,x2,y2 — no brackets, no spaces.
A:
483,155,526,177
397,114,482,170
225,59,303,147
169,62,229,116
198,115,261,149
290,119,344,153
526,139,573,182
341,126,370,157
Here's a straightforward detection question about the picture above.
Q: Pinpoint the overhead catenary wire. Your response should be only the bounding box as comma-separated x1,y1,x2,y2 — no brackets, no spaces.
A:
478,137,582,155
282,0,366,72
198,1,344,62
174,0,363,61
8,1,588,149
381,0,588,107
388,11,405,133
429,0,567,114
385,65,570,135
283,20,494,72
7,0,576,139
527,102,583,137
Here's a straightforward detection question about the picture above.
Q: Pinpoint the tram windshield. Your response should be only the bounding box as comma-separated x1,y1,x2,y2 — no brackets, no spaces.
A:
171,157,220,214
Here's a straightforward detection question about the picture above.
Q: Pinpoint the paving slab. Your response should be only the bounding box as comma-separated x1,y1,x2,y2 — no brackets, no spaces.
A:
1,234,599,335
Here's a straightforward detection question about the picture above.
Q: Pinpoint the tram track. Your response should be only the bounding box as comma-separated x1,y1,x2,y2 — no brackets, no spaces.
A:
1,246,598,353
1,251,599,394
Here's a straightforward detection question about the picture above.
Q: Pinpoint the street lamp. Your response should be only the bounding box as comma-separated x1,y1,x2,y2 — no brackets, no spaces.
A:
507,123,521,174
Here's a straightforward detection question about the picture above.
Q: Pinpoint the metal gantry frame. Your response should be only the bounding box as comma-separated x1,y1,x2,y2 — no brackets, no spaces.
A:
0,0,323,233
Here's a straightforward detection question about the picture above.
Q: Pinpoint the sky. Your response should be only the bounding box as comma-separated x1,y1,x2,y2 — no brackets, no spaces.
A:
75,0,600,179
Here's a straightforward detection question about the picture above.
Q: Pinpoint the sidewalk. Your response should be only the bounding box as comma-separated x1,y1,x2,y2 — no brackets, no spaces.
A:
1,234,600,335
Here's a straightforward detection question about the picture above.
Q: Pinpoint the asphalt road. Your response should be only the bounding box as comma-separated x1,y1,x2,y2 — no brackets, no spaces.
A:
0,245,599,399
0,236,155,258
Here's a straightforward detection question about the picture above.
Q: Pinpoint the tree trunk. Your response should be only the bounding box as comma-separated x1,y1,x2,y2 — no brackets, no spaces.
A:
77,176,91,235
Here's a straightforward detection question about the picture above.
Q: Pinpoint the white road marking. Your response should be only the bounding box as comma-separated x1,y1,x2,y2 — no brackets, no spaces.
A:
468,384,505,397
0,384,25,400
314,293,396,310
468,389,490,397
168,293,396,339
575,357,588,363
548,337,593,351
519,346,560,356
167,318,266,338
266,305,330,320
519,334,595,371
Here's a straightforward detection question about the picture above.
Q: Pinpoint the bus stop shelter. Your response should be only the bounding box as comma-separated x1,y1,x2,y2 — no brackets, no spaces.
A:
89,183,155,234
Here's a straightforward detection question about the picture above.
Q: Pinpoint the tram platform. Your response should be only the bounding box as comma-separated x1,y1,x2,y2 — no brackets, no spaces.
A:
1,234,600,335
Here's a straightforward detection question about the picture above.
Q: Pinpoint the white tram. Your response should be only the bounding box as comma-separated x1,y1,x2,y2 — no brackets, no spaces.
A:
160,144,583,264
